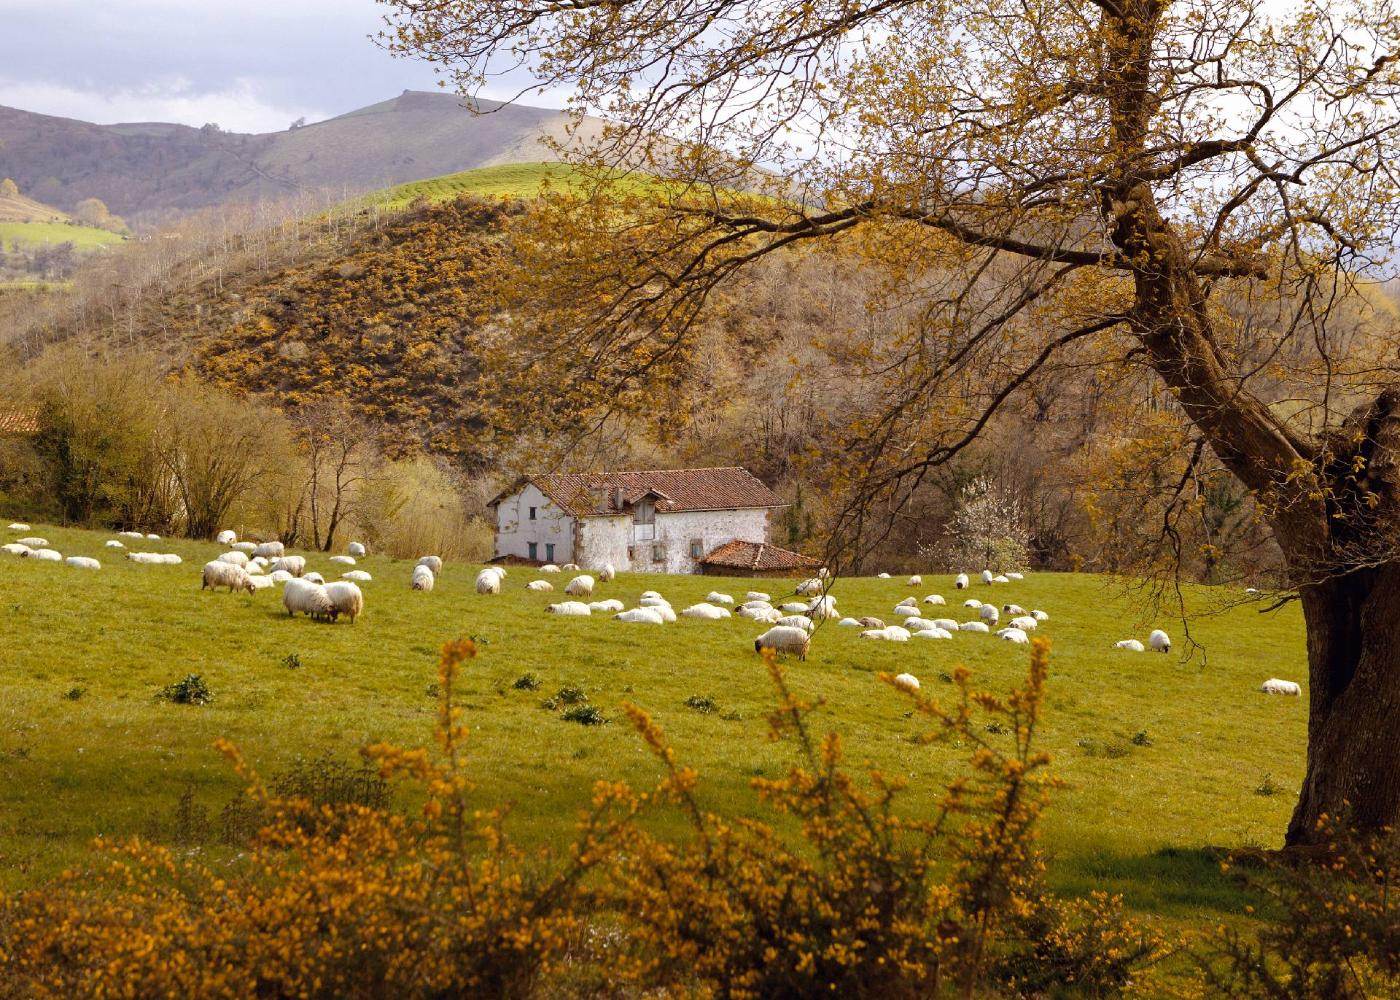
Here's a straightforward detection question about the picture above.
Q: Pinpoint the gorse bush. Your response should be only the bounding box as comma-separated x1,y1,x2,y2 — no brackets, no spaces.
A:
156,673,213,705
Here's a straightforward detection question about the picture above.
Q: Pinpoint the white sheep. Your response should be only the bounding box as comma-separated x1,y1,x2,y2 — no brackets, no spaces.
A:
250,556,270,569
776,614,816,633
343,570,372,582
248,575,275,590
561,562,580,571
746,591,770,602
329,555,356,566
897,596,917,608
654,604,678,622
903,617,938,631
119,530,144,539
877,572,891,579
912,627,954,640
1009,616,1038,632
932,618,960,631
564,575,596,597
707,591,734,605
1031,610,1049,622
639,596,671,609
978,604,1000,626
303,571,326,585
27,548,62,562
893,606,922,618
615,607,666,624
547,601,592,616
992,574,1011,584
253,541,284,559
640,590,662,600
218,551,250,568
158,554,182,565
807,595,838,619
892,673,921,691
754,625,811,659
861,625,911,641
963,598,983,609
540,564,561,573
145,533,160,540
955,573,969,589
527,580,554,592
284,578,334,620
598,563,616,582
411,565,435,592
1007,572,1025,580
923,594,946,606
417,556,444,575
232,541,257,554
738,606,782,623
959,621,991,633
1002,603,1025,615
65,556,100,570
1259,678,1301,696
324,581,364,623
16,537,47,548
202,560,255,594
981,570,994,584
907,574,922,586
476,569,502,595
838,617,863,628
1,543,31,556
796,577,825,596
271,556,305,577
348,542,367,557
589,599,625,613
269,570,293,584
1148,629,1171,653
216,529,237,545
7,522,30,531
1114,639,1145,652
780,601,810,613
997,627,1030,644
739,599,772,612
682,603,729,620
126,552,161,564
105,539,126,549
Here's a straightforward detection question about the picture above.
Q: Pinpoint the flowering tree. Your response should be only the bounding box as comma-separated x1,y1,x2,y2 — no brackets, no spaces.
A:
944,477,1030,574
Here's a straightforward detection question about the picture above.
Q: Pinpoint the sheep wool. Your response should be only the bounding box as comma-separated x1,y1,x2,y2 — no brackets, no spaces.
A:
28,549,62,562
216,529,237,545
738,606,781,623
903,617,938,632
475,569,502,595
807,596,838,619
253,541,284,559
588,599,625,613
753,625,811,659
271,556,306,577
598,563,616,583
118,531,145,539
981,570,994,584
897,596,918,608
745,591,771,602
7,523,30,531
963,598,983,609
979,604,1001,626
913,627,954,640
526,580,554,592
324,581,364,623
775,615,816,633
1002,603,1026,615
561,563,580,571
837,617,863,628
1259,678,1302,696
796,577,824,596
932,618,960,631
564,575,596,597
145,533,160,540
269,570,293,584
248,575,275,590
1006,572,1025,580
417,556,444,575
329,555,356,566
907,575,922,586
16,537,47,548
348,542,367,557
997,627,1030,644
992,574,1011,584
923,594,946,606
158,554,182,565
1031,609,1049,622
682,603,728,620
958,621,991,633
1114,639,1145,652
893,606,921,618
639,596,671,609
857,617,885,629
65,556,100,570
342,570,372,583
1148,629,1171,653
892,673,921,692
1,543,31,556
706,591,734,605
877,572,891,579
303,572,326,584
540,564,561,573
1009,616,1038,632
546,601,592,616
232,542,258,554
284,578,334,620
218,551,250,568
105,540,125,549
411,565,435,592
615,607,665,624
780,602,810,614
202,560,255,595
860,626,911,641
955,573,969,590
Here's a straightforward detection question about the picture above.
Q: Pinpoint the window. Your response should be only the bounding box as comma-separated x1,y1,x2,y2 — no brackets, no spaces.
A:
528,506,537,521
528,542,538,560
633,500,655,525
546,543,555,562
689,538,703,559
627,546,635,561
652,544,664,563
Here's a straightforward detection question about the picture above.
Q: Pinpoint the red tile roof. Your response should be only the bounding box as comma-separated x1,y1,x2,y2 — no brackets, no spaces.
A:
494,467,785,518
699,539,821,572
0,409,38,435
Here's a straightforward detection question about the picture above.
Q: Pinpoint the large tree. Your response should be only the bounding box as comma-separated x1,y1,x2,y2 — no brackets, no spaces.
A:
382,0,1400,844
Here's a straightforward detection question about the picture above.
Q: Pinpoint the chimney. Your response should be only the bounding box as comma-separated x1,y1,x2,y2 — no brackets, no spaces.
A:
613,486,624,511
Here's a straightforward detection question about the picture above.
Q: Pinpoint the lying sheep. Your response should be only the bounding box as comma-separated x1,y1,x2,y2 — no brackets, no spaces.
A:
547,601,592,616
348,542,367,557
707,591,734,605
527,580,554,592
1009,616,1038,632
248,575,275,591
838,617,863,627
271,556,305,577
640,590,662,600
411,565,435,592
738,606,781,623
923,594,946,606
892,673,921,692
216,529,237,545
992,574,1011,584
303,571,326,585
146,533,160,540
1259,678,1301,696
564,575,595,597
27,548,62,562
418,555,444,575
897,596,917,608
342,570,372,582
589,599,624,613
903,617,938,632
16,537,47,548
964,598,983,609
754,625,811,659
598,563,615,583
218,551,250,568
1114,639,1145,652
1148,629,1171,653
932,618,960,631
746,591,770,602
7,522,29,531
476,569,502,595
1002,603,1025,616
250,557,270,570
105,539,126,549
955,573,969,589
739,599,772,611
776,614,816,633
780,602,810,613
893,606,922,618
997,627,1030,644
615,607,665,624
857,616,886,629
329,555,356,566
126,552,162,564
65,556,100,570
959,621,991,633
159,554,182,565
682,603,729,620
1007,572,1025,580
253,541,284,559
269,570,293,584
202,560,255,594
119,530,145,539
1031,609,1049,622
324,581,364,623
2,542,32,556
861,626,911,641
877,572,891,579
561,563,580,571
639,596,671,609
540,564,561,573
913,627,954,639
284,578,334,620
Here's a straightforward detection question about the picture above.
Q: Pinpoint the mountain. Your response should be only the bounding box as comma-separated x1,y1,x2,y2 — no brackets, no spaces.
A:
0,91,603,223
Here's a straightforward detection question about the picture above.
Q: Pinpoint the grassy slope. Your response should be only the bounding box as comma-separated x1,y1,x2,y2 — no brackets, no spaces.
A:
0,521,1307,925
0,221,125,252
361,162,584,209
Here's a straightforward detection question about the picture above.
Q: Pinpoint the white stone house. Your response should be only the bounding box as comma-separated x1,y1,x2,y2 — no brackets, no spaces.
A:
488,467,795,574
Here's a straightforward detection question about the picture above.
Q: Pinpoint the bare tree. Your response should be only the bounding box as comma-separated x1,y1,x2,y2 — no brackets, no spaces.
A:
295,399,383,552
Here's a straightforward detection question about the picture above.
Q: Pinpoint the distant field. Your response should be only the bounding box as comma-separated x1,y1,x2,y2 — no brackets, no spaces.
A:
0,520,1308,930
0,221,125,252
364,162,587,208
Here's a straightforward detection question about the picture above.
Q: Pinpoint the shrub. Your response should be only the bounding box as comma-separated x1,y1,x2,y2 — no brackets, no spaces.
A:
512,672,541,691
280,653,302,670
1255,773,1281,796
1132,730,1152,747
561,705,606,726
62,686,85,701
684,694,718,714
156,674,213,705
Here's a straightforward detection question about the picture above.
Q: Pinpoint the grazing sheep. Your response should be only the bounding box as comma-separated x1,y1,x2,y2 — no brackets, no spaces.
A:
158,554,182,565
7,522,30,531
963,598,983,609
329,555,356,566
776,614,816,633
923,594,946,606
218,551,250,568
16,537,47,548
893,606,922,618
324,581,364,623
589,599,625,613
1006,572,1025,580
1002,604,1025,615
27,548,62,562
738,606,782,623
707,591,734,605
860,626,911,641
754,625,811,659
342,570,372,582
903,617,938,631
232,541,258,554
1148,629,1171,653
958,621,991,633
955,573,969,589
913,627,954,640
897,596,918,608
561,562,580,571
598,563,615,582
997,627,1030,644
1009,616,1038,632
527,580,554,592
808,595,838,619
65,556,100,570
682,603,728,620
796,577,824,596
932,618,960,631
981,570,994,584
877,572,891,579
1,543,31,556
857,616,886,629
547,601,592,616
284,578,334,620
250,556,270,569
248,575,275,590
303,572,326,585
615,607,666,624
348,542,367,557
202,560,255,594
907,575,922,586
540,564,561,573
269,570,293,584
271,556,305,577
253,541,284,559
838,617,863,627
1114,639,1145,652
780,602,810,613
119,530,145,539
105,540,126,549
979,605,1000,626
411,565,435,592
216,529,237,545
418,556,444,575
745,591,771,602
892,673,921,692
992,574,1011,584
476,569,502,595
564,575,596,597
1259,678,1302,696
1031,610,1049,622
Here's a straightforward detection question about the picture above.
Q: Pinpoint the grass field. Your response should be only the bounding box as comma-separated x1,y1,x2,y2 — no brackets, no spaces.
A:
0,521,1308,929
363,162,588,209
0,221,125,252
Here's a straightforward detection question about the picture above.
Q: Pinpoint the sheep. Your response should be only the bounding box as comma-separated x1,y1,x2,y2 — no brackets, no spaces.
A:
65,556,100,570
893,606,922,618
745,591,770,602
857,616,886,629
303,572,326,585
250,556,270,569
1,543,31,556
158,554,182,565
796,577,824,596
1148,629,1171,653
739,600,773,612
417,556,444,575
1006,572,1025,580
324,581,364,623
411,565,435,592
615,607,666,624
145,533,160,540
979,605,1000,626
476,569,502,595
105,540,125,549
248,575,275,590
598,563,616,582
527,580,554,592
963,598,983,609
1259,678,1302,696
329,555,356,566
707,591,734,605
958,621,991,633
202,560,255,594
907,575,922,586
932,618,960,631
119,530,144,539
253,541,284,559
640,596,672,609
997,627,1030,644
877,572,891,579
738,606,782,623
540,564,561,573
564,575,596,597
216,529,237,545
837,617,863,628
913,627,954,640
547,601,592,616
27,549,62,562
218,551,250,568
653,605,678,622
1009,616,1038,632
1002,603,1025,616
780,602,810,613
126,552,162,564
860,626,910,641
992,574,1011,584
7,522,29,531
1114,639,1145,652
640,590,662,600
682,603,728,620
754,625,811,659
955,573,969,590
981,570,994,584
16,537,47,548
561,562,580,571
1031,609,1049,622
232,541,258,553
807,595,838,619
343,570,372,582
897,596,918,608
589,599,625,613
269,570,293,584
923,594,946,606
776,614,816,633
892,673,921,692
270,556,305,577
284,578,334,620
903,617,938,632
348,542,367,557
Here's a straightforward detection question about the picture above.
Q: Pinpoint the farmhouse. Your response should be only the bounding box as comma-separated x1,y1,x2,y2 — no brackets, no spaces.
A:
489,467,813,574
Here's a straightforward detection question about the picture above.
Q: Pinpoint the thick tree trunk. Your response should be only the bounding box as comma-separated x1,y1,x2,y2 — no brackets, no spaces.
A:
1289,570,1400,844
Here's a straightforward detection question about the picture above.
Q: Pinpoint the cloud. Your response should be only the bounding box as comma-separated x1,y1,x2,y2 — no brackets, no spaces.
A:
0,77,326,133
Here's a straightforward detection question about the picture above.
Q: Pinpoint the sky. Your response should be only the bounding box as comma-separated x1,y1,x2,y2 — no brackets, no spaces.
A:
0,0,517,133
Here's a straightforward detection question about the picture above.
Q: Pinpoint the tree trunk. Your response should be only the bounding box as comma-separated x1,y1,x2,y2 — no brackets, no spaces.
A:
1285,569,1400,844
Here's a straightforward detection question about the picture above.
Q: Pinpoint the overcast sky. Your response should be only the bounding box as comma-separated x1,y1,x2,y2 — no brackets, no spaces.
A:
0,0,527,133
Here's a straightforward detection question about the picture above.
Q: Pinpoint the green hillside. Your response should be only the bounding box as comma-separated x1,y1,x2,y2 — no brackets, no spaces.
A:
363,162,588,208
0,220,125,252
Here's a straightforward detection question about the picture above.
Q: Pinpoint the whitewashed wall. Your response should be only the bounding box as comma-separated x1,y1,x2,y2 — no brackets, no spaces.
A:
493,485,575,563
577,516,630,571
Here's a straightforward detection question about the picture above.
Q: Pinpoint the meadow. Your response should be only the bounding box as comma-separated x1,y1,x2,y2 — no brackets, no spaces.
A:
0,222,125,253
0,521,1308,928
